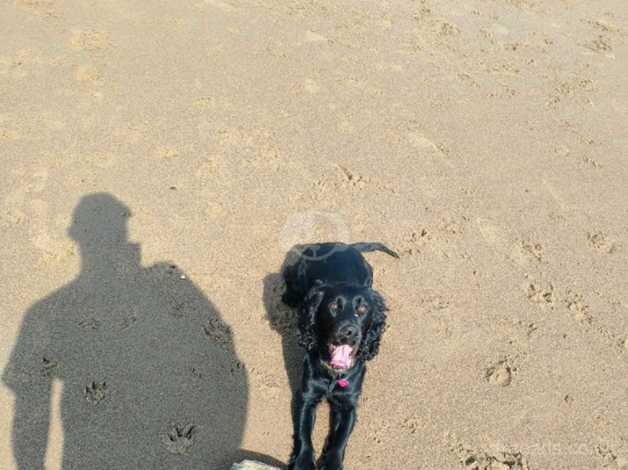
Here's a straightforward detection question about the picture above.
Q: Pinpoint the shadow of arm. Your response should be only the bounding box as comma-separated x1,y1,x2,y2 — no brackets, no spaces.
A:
3,304,53,469
11,381,51,469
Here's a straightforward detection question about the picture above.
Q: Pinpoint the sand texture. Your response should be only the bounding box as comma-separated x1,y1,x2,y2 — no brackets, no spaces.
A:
1,0,627,469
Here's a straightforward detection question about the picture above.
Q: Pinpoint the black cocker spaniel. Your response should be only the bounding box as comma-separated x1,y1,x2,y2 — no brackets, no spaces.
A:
282,242,398,470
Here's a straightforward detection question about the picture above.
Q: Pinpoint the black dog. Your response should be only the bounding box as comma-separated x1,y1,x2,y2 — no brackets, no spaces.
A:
282,242,398,470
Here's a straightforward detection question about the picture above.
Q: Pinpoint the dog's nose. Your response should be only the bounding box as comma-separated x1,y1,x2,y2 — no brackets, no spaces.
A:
343,325,356,336
338,323,358,343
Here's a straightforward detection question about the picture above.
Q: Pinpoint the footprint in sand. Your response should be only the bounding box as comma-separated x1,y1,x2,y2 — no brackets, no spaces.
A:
70,29,111,52
203,316,233,347
586,231,615,253
336,165,369,190
400,228,431,256
84,381,108,405
520,241,543,262
193,96,216,109
485,360,512,387
524,281,554,307
78,317,102,330
2,189,28,226
564,291,593,325
401,415,423,434
41,357,58,377
113,315,137,332
87,153,117,168
583,35,613,56
448,436,529,470
163,423,196,455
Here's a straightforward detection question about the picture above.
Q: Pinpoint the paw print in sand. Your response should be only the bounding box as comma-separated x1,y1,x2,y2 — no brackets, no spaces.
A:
203,316,232,346
163,423,196,455
84,381,107,404
41,357,58,377
587,231,615,253
485,361,512,387
449,437,529,470
525,282,553,306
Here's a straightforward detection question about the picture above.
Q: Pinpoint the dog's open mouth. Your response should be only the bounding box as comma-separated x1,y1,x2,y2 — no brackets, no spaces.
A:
329,344,355,369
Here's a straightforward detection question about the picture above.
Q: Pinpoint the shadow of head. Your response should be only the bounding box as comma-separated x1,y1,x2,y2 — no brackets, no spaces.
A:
67,192,131,247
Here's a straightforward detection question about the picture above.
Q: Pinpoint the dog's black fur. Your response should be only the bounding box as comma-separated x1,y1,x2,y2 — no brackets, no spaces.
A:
282,242,398,470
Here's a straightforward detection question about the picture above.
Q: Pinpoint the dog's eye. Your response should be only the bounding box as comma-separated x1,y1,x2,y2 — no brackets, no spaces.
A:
356,304,368,315
328,302,338,311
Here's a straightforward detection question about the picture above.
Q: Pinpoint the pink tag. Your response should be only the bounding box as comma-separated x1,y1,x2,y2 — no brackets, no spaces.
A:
337,378,349,388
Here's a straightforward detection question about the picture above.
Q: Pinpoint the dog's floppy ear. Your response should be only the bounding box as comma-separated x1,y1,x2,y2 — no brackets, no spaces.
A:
296,283,325,351
358,290,387,361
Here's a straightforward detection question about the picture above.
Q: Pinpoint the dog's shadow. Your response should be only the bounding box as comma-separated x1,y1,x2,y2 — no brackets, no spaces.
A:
262,249,305,441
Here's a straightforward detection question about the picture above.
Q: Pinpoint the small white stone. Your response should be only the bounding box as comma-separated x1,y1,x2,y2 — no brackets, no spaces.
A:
230,460,280,470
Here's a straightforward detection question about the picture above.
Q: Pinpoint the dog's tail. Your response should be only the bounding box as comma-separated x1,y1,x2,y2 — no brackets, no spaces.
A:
351,242,399,259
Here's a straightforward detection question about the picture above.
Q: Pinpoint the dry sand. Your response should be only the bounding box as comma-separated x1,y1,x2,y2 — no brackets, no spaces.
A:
1,0,627,469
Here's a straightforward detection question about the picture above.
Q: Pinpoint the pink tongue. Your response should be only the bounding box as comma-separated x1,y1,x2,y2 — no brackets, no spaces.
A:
330,345,353,369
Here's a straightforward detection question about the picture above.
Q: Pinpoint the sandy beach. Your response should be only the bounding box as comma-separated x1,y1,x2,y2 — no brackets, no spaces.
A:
1,0,627,468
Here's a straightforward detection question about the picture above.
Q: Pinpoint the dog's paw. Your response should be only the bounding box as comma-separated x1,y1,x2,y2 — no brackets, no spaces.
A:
289,449,316,470
318,451,343,470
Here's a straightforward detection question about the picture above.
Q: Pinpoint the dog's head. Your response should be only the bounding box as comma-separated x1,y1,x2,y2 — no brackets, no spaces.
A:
297,282,387,370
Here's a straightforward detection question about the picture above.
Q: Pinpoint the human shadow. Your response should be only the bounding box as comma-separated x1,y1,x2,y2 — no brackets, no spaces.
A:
2,193,247,469
262,247,309,463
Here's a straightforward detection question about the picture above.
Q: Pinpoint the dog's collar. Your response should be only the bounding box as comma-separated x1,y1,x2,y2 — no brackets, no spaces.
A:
319,360,350,388
320,359,341,374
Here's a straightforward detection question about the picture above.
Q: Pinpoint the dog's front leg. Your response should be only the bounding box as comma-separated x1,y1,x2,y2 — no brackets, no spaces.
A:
318,403,357,470
290,359,323,470
289,393,319,470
